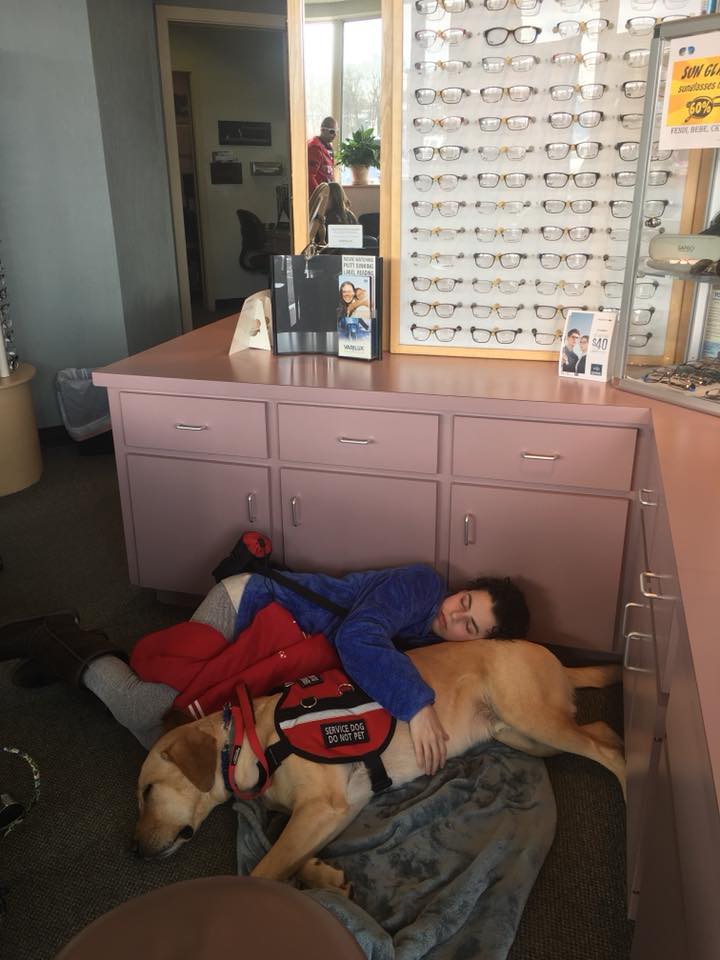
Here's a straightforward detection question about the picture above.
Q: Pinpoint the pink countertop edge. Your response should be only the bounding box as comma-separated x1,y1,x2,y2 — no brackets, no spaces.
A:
94,316,720,801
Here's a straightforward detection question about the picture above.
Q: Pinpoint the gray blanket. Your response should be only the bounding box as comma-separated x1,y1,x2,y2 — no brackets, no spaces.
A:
235,743,556,960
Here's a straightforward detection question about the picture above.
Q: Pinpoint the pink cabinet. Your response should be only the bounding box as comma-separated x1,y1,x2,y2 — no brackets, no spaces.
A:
641,496,679,698
620,510,666,916
630,741,689,960
449,483,629,651
279,468,437,575
663,606,720,960
127,454,271,595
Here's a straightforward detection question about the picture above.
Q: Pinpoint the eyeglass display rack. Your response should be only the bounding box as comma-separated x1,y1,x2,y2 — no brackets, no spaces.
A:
391,0,710,359
614,12,720,415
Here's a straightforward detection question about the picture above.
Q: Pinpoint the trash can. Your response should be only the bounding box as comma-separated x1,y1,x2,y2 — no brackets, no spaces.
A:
55,368,111,446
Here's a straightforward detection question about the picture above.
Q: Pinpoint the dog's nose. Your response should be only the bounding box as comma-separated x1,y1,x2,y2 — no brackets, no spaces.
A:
177,825,194,841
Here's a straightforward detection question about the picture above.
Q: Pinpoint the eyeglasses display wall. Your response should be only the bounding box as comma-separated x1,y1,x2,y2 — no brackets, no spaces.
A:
393,0,706,359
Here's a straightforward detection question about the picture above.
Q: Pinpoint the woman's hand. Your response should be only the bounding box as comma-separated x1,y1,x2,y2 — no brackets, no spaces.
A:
408,704,449,777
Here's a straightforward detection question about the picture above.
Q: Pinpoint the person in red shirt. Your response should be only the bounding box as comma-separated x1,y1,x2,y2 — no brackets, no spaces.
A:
307,117,337,193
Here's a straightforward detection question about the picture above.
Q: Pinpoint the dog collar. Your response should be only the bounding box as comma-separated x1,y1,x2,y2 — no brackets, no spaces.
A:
220,684,271,800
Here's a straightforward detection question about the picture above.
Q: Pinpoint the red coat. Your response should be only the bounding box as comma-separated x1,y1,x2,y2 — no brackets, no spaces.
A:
307,136,334,193
130,602,340,719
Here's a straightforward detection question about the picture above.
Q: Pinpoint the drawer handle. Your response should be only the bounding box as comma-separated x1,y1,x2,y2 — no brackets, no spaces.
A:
338,437,373,445
247,493,257,524
640,571,675,601
638,488,657,507
290,496,301,527
175,423,208,432
622,601,645,639
521,451,560,462
624,631,654,673
463,513,473,547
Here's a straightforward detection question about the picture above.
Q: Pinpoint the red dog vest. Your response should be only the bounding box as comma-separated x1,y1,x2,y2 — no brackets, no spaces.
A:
262,670,396,794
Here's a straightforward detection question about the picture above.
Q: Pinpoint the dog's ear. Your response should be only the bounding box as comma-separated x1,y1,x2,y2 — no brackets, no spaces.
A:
162,727,218,793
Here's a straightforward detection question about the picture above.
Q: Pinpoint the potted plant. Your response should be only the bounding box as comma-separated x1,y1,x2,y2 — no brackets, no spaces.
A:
336,128,380,186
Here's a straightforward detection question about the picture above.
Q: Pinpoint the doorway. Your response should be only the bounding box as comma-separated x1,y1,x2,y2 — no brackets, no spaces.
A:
157,8,293,331
173,71,205,311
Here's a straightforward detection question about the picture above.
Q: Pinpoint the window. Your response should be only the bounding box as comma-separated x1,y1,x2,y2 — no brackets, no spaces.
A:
304,17,381,185
304,21,335,141
341,18,381,185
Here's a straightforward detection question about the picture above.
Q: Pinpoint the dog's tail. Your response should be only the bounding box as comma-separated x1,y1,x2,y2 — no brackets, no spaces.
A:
565,664,622,689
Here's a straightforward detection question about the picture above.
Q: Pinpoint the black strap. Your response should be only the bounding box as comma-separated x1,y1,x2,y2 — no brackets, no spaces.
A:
364,757,393,794
212,535,349,619
264,740,292,781
263,740,392,795
260,567,349,619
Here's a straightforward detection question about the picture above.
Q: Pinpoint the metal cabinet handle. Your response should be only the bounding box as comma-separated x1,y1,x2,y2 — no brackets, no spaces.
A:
290,496,301,527
463,513,472,546
638,488,657,507
247,493,257,524
624,631,654,673
622,601,645,639
338,437,373,445
640,571,674,600
521,452,560,462
175,423,208,432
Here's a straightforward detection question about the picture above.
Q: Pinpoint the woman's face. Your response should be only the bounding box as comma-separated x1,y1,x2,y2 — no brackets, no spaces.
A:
431,589,497,642
340,283,355,304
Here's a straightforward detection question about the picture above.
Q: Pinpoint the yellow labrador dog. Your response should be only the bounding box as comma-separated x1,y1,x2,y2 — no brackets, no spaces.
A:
134,639,623,892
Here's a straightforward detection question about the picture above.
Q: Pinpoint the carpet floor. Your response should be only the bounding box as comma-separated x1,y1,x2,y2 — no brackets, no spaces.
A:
0,438,633,959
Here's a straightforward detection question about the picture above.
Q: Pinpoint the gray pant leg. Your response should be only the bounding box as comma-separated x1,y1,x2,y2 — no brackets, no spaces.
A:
83,575,250,749
191,575,249,640
83,657,176,750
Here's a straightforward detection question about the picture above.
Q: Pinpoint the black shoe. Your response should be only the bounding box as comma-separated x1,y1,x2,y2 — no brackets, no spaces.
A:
23,621,126,688
0,610,79,661
11,659,57,688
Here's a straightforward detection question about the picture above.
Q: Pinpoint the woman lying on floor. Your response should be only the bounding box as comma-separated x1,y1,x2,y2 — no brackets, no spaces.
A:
0,564,528,775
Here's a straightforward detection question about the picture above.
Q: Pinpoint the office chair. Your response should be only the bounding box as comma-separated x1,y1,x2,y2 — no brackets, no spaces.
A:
358,212,380,248
236,210,270,274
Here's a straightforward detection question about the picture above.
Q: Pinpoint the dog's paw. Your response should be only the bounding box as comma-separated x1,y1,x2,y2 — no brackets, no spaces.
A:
300,858,352,896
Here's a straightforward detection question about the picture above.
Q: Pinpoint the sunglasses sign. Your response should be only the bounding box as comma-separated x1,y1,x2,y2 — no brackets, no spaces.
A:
659,32,720,150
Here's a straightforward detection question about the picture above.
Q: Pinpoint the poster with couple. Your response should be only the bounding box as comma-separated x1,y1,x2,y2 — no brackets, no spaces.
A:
558,310,616,382
337,259,376,360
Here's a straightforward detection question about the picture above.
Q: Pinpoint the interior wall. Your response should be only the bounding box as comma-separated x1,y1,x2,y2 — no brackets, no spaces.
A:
0,0,128,427
169,23,289,302
86,0,183,359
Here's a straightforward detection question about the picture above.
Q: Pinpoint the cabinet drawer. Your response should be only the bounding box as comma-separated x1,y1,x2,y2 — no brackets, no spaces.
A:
121,393,267,458
453,417,636,491
278,404,439,473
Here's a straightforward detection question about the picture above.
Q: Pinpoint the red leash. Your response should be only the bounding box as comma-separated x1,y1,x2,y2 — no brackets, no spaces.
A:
221,684,272,800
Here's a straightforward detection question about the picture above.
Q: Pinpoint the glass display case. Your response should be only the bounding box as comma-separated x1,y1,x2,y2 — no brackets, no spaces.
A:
615,13,720,415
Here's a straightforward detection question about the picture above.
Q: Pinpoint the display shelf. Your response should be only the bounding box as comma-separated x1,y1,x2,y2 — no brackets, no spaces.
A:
390,0,710,360
615,12,720,413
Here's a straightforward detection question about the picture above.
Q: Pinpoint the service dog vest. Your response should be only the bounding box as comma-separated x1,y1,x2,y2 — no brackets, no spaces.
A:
265,670,396,794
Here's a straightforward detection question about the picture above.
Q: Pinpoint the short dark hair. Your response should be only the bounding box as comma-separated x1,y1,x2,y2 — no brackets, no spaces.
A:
567,328,580,338
467,576,529,639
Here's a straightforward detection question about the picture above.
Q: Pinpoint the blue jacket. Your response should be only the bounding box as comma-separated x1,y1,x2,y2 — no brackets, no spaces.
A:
234,564,446,722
